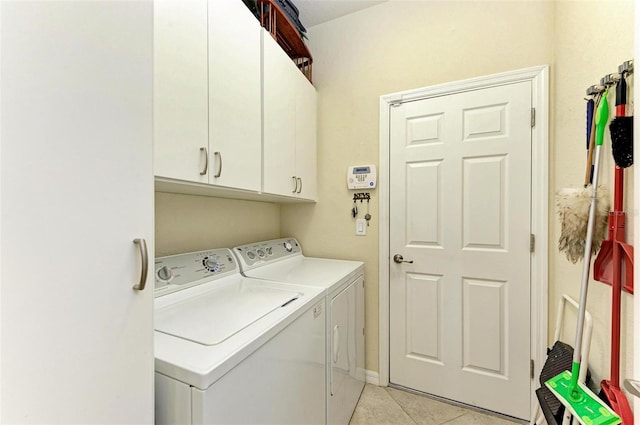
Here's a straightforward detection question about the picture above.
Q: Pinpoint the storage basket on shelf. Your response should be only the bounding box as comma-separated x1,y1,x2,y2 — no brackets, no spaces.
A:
257,0,313,82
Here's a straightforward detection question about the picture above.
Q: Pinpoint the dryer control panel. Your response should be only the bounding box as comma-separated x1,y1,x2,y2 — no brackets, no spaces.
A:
154,248,238,297
233,238,302,271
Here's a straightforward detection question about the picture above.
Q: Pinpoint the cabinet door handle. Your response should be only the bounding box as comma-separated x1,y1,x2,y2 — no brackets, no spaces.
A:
214,151,222,178
133,238,148,291
333,324,340,364
199,147,208,176
297,177,302,194
330,324,339,396
292,176,298,193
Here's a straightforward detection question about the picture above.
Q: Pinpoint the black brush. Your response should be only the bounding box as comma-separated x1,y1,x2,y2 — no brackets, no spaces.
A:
610,76,633,168
611,116,633,167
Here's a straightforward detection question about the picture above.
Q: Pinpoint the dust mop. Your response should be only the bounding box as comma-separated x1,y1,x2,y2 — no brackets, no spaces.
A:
557,94,610,263
545,90,621,425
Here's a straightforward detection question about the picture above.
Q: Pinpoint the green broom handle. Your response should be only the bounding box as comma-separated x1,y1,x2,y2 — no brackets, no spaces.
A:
595,90,609,147
571,91,609,395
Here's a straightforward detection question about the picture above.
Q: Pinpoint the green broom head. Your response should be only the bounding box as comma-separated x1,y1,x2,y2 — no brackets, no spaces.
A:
545,363,621,425
610,116,633,168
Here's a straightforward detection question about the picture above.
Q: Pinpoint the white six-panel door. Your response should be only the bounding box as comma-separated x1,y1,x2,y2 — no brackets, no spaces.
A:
389,81,533,419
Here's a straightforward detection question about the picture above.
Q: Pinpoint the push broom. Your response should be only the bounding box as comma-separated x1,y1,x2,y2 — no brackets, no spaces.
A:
545,90,621,425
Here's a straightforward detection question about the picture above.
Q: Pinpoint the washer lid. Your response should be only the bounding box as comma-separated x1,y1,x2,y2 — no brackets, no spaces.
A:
155,281,300,346
243,256,364,289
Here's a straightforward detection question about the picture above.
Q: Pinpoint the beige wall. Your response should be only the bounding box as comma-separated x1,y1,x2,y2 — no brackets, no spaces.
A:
155,192,280,256
282,0,555,375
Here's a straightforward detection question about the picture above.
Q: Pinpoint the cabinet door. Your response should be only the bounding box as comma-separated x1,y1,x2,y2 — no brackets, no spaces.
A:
262,30,297,197
154,0,209,183
1,2,154,423
209,0,262,191
294,72,318,201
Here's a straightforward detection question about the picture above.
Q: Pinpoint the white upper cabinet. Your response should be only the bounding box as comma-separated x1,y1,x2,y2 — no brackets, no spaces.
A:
208,0,262,191
294,68,318,201
263,29,298,197
154,0,209,183
263,30,318,201
155,1,316,202
154,0,262,192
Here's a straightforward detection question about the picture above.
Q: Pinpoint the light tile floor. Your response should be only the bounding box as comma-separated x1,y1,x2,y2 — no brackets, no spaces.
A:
349,385,525,425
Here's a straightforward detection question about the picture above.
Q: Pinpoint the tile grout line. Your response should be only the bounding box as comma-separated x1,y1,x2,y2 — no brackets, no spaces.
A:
383,387,419,425
439,413,468,425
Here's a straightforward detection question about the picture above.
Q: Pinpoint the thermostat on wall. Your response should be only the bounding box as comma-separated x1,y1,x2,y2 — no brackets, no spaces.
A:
347,165,377,189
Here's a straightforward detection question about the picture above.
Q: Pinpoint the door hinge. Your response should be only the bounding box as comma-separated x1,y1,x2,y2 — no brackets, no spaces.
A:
391,102,402,108
531,359,535,380
531,108,536,128
530,234,535,253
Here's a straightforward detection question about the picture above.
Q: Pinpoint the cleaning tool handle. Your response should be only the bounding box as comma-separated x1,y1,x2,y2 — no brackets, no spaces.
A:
584,96,598,187
586,99,594,150
615,77,626,117
572,89,608,391
595,91,609,146
571,145,602,390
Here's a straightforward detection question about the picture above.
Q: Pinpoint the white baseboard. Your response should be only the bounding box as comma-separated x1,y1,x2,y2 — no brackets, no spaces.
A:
365,370,380,386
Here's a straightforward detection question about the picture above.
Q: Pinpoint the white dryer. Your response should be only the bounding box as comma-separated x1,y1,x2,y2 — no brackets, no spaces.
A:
153,247,326,425
233,238,366,425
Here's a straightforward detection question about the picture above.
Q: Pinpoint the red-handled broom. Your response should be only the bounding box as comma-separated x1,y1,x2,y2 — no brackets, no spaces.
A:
594,68,634,424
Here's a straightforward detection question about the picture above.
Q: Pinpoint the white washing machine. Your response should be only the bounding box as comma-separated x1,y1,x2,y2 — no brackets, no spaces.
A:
153,247,326,425
233,238,366,425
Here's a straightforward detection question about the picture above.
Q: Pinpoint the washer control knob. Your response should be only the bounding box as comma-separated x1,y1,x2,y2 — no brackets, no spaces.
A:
284,241,293,252
203,256,220,272
257,248,266,258
157,266,173,282
266,247,273,256
247,251,256,260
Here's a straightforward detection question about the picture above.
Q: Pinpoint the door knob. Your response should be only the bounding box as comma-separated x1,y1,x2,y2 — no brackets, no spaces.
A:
393,254,413,264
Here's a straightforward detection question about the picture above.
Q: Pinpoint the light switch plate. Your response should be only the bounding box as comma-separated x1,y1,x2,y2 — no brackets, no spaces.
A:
356,218,366,236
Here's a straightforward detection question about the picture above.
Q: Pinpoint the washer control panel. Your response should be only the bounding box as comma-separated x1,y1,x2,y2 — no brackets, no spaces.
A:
233,238,301,270
154,248,237,297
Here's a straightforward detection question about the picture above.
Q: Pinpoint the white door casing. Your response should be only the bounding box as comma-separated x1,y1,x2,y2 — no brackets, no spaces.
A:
379,66,549,419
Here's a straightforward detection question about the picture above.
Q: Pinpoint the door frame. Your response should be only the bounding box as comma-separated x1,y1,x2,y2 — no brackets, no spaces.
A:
378,65,550,412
